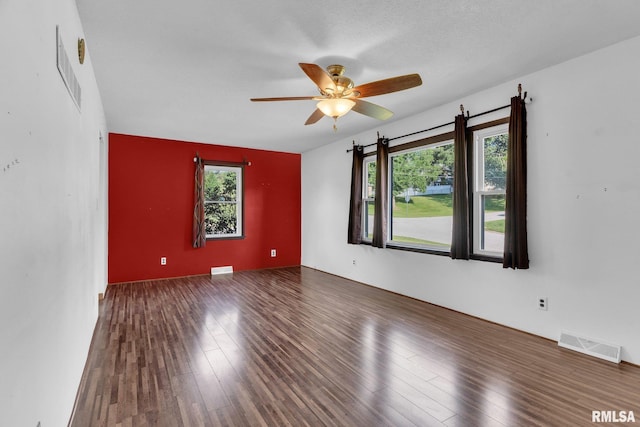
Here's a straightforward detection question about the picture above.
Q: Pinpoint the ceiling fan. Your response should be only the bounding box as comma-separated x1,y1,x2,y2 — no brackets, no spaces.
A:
250,63,422,130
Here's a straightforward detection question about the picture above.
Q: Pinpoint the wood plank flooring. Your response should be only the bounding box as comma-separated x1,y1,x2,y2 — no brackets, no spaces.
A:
70,267,640,426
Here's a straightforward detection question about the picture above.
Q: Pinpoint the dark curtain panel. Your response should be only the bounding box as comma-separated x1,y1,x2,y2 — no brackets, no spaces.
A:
503,95,529,269
372,138,389,248
347,145,364,244
451,114,470,259
192,155,206,248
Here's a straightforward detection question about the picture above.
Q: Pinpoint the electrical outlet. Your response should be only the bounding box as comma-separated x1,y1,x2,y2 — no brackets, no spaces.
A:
160,257,167,265
270,249,276,257
538,297,548,311
352,259,356,265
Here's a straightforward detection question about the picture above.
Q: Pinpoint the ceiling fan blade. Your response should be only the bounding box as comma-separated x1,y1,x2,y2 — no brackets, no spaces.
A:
250,96,316,102
352,99,394,121
304,108,325,125
353,74,422,98
299,63,337,93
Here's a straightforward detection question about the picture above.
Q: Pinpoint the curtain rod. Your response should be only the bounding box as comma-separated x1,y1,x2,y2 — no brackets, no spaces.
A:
346,101,514,153
193,154,251,166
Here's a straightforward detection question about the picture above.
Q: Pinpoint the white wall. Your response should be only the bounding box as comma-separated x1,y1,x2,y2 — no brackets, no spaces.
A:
302,36,640,364
0,0,108,425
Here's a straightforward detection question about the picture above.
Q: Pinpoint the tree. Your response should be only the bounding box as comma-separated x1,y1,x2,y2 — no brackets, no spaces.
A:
204,169,238,234
391,144,454,196
483,134,507,189
366,161,376,197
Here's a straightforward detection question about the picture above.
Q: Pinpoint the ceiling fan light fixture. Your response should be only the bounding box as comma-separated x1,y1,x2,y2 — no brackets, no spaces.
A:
251,63,422,129
317,98,356,118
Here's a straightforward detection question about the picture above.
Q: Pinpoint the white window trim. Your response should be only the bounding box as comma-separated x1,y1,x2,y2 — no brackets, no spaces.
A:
473,124,508,257
204,164,243,239
362,158,376,242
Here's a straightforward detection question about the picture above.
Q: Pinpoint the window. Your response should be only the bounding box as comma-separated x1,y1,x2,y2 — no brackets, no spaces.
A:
359,119,510,261
204,164,243,238
473,124,507,256
389,141,454,250
362,158,376,241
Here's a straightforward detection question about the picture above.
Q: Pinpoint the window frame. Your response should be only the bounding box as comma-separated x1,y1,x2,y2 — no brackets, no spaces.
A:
472,123,508,257
361,131,455,253
388,139,455,252
203,162,245,240
362,157,376,243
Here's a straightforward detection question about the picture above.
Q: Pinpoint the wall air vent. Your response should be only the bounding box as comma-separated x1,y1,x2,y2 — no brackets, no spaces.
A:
558,331,621,363
56,25,81,110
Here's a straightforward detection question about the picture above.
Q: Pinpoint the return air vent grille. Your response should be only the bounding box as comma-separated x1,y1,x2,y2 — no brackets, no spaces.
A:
211,266,233,275
56,25,81,110
558,331,621,363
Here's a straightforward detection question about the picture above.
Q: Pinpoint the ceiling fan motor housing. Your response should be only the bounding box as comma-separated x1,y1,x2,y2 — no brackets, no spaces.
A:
326,64,345,76
322,65,354,96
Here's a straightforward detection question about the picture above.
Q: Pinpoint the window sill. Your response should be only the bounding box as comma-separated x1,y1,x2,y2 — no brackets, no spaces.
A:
359,241,503,263
206,235,245,241
470,253,503,263
386,242,450,257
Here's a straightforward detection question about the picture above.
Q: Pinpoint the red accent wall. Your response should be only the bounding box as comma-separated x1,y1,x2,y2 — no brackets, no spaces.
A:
108,133,301,283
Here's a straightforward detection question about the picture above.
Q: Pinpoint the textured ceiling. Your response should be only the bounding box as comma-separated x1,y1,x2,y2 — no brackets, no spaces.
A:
76,0,640,153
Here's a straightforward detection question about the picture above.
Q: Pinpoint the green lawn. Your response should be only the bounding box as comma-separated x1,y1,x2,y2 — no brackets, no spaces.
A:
392,236,450,247
364,233,450,247
367,194,505,218
393,194,453,217
485,219,505,233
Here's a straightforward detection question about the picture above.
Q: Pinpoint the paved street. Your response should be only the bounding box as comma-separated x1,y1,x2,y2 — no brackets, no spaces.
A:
370,212,505,252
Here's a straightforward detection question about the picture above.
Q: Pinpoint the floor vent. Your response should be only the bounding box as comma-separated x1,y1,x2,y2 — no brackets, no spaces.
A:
56,26,82,110
558,331,621,363
211,266,233,275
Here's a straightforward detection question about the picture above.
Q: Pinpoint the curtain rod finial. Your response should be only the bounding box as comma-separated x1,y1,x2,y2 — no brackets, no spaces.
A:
460,104,464,113
518,83,522,96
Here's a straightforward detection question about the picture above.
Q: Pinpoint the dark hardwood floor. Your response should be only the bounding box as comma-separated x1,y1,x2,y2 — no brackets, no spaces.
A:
70,267,640,426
